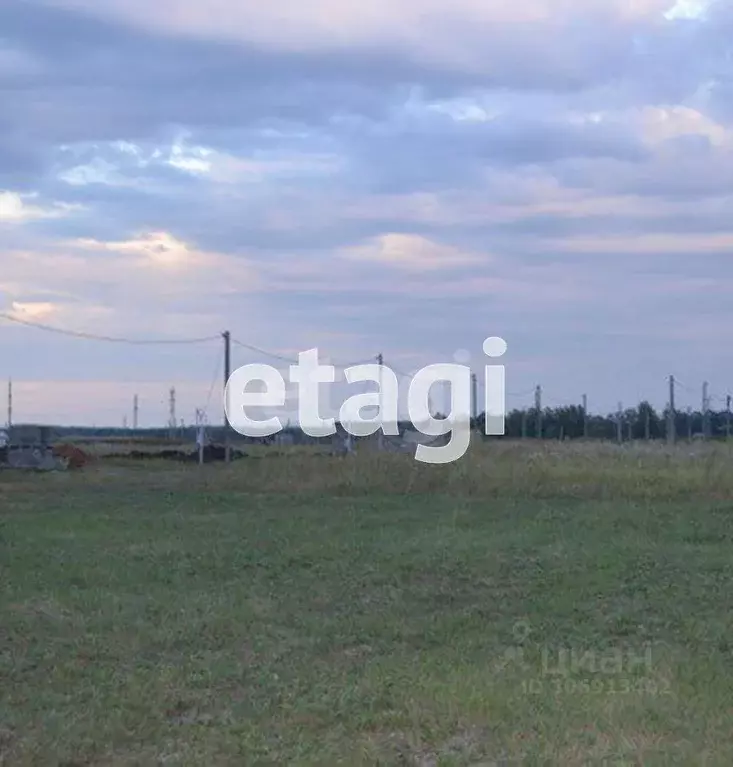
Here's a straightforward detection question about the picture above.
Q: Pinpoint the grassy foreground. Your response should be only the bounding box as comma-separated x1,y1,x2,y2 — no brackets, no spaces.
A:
2,441,733,764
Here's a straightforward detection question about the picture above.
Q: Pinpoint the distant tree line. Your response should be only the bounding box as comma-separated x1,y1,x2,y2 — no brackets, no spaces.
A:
475,401,732,441
13,400,733,443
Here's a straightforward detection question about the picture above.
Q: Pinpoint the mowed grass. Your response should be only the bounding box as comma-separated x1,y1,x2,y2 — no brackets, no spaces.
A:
2,441,733,765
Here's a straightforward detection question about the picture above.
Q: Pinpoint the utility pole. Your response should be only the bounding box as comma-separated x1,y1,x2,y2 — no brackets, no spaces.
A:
6,378,12,429
471,372,478,430
376,353,384,451
667,375,676,444
195,408,205,465
687,406,693,442
521,410,527,439
535,385,542,439
582,393,588,439
616,402,623,444
168,387,176,439
702,381,710,439
645,407,651,441
223,331,231,462
133,394,139,430
726,395,731,440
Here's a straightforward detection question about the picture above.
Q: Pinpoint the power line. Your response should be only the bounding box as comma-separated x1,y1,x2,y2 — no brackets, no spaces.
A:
544,395,580,407
0,311,219,345
669,375,694,393
231,337,299,363
231,337,372,368
12,312,726,420
507,388,536,398
203,348,222,416
1,310,383,368
391,367,413,378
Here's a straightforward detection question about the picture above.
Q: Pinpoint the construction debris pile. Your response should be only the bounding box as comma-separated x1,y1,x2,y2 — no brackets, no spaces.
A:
52,444,91,469
107,444,247,463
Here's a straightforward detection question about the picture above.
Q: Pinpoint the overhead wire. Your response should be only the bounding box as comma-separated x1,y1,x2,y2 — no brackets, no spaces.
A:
506,387,536,398
231,337,300,364
9,314,726,415
231,337,373,368
390,366,414,378
670,375,695,393
203,348,223,417
0,313,372,365
0,311,219,344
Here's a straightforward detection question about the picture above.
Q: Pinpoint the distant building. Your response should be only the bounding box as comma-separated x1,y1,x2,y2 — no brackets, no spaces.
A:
8,424,56,447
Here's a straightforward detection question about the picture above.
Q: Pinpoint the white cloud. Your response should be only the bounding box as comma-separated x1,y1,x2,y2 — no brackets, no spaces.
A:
57,137,215,186
663,0,712,20
638,105,730,147
55,136,341,190
8,301,57,320
73,231,200,268
167,137,213,174
340,233,483,270
0,191,83,223
1,232,261,337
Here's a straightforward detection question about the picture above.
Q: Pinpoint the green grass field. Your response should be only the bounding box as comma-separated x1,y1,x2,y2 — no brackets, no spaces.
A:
2,441,733,765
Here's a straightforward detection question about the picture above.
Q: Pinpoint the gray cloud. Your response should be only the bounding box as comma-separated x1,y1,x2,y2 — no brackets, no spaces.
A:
2,0,733,421
0,1,724,162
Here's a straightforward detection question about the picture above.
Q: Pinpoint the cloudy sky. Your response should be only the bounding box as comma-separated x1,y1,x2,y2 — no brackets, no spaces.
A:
1,0,731,426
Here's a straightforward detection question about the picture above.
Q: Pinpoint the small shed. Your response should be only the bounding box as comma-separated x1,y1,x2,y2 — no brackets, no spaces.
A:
9,424,57,448
2,424,65,470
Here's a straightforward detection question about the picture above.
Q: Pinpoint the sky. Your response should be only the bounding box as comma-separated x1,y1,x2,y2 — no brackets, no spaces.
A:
1,0,732,427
